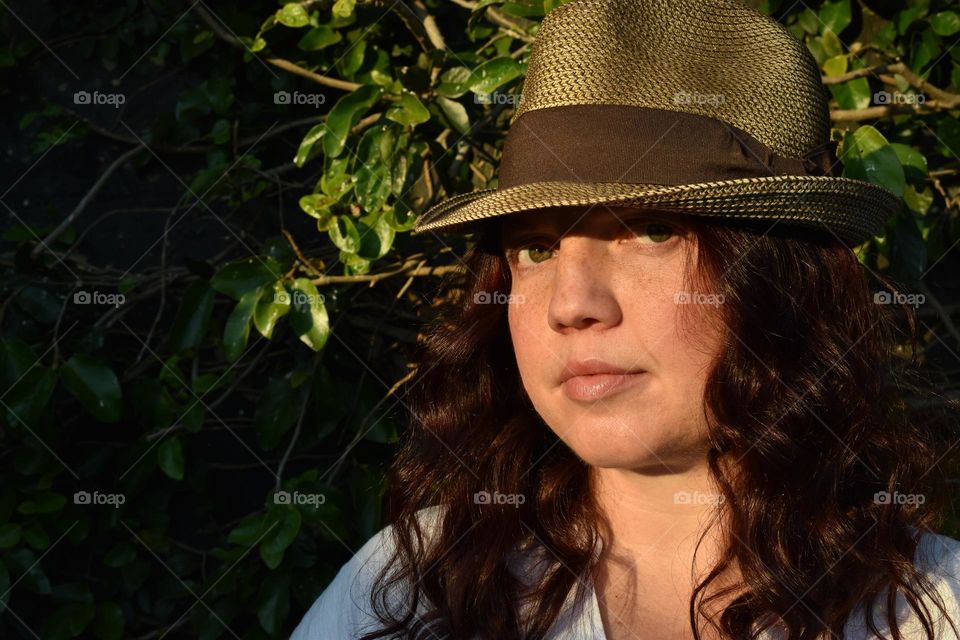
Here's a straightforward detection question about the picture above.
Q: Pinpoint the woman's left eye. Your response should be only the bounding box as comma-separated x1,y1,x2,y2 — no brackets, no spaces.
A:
626,220,676,244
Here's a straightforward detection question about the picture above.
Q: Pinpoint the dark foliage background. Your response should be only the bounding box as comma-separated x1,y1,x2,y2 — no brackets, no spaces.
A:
1,0,959,637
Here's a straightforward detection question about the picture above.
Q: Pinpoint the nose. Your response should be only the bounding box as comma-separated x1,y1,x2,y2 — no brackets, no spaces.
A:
547,236,623,332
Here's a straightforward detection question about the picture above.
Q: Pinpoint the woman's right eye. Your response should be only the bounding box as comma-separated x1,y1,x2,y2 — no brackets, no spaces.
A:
515,244,555,266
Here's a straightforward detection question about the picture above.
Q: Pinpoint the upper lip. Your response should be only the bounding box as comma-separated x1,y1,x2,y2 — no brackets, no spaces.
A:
559,358,646,383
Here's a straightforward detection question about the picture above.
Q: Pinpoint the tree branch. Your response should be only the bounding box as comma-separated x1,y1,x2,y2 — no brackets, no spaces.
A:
193,2,362,92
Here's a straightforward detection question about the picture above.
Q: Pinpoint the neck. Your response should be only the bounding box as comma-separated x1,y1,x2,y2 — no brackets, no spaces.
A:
589,457,730,577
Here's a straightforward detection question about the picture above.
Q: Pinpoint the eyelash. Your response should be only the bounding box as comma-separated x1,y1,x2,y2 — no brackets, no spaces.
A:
505,220,678,267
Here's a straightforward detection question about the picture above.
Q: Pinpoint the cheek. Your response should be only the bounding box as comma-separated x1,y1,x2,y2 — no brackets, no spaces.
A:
507,298,540,372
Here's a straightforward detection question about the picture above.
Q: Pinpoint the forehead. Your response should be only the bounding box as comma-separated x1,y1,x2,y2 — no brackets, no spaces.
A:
499,205,681,237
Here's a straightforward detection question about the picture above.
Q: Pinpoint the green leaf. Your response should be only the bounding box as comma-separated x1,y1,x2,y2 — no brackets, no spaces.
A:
889,143,929,184
298,25,342,51
61,354,122,423
796,9,820,35
354,126,393,213
842,127,905,197
44,602,96,640
103,542,137,568
211,258,282,300
846,124,888,156
437,66,474,98
3,366,56,429
340,250,371,275
169,280,216,352
356,214,396,260
222,287,262,363
299,193,337,228
911,27,942,74
276,4,310,28
259,506,301,569
328,215,361,253
930,11,960,36
287,279,330,351
437,96,470,135
820,29,843,58
903,184,935,215
257,570,291,635
321,155,353,200
253,281,292,339
294,122,327,167
338,39,367,78
824,57,871,110
889,214,926,283
228,512,266,545
256,376,307,450
93,601,125,640
332,0,356,19
469,57,522,95
501,2,544,17
158,437,185,481
323,85,382,158
18,492,65,515
0,524,21,548
385,91,430,126
896,6,926,35
819,0,851,35
857,145,906,197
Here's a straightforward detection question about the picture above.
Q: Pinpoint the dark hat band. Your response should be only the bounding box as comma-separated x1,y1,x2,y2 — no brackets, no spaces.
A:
497,104,839,189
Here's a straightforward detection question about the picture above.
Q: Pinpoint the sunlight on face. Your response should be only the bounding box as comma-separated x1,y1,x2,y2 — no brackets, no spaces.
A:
502,206,724,472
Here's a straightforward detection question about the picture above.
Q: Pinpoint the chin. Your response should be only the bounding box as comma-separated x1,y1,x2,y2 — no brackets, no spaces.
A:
554,419,671,468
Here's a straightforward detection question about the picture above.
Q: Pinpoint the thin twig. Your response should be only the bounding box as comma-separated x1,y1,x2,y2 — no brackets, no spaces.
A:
311,257,462,286
275,386,313,492
31,144,146,258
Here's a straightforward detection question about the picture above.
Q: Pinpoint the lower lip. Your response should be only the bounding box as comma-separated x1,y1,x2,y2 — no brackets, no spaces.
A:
561,372,647,401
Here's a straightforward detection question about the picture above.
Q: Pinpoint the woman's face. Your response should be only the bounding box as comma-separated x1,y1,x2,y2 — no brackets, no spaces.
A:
502,206,724,472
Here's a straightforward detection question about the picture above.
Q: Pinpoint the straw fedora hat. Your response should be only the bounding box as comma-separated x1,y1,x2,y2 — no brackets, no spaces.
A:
410,0,902,246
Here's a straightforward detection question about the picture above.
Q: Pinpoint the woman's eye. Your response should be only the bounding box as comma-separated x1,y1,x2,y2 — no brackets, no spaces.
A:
516,244,554,266
627,220,676,244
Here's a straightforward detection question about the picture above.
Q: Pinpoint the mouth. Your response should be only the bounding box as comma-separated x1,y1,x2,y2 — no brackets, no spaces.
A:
561,371,648,401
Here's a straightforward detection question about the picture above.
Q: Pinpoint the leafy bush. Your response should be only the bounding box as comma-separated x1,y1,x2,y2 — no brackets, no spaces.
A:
1,0,958,637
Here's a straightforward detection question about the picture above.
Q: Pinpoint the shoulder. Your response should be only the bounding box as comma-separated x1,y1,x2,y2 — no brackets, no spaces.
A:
916,531,960,608
289,505,446,640
842,530,960,640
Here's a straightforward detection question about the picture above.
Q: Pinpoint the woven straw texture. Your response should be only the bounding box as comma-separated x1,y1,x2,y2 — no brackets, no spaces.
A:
411,0,902,246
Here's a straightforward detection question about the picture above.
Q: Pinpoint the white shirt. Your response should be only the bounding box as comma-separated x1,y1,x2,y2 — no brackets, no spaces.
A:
291,506,960,639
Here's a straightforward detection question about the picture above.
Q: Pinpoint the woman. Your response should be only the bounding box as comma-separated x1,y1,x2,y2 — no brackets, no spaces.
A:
292,0,960,638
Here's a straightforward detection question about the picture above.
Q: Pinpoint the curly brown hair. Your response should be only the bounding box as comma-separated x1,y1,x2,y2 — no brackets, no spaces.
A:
359,212,960,640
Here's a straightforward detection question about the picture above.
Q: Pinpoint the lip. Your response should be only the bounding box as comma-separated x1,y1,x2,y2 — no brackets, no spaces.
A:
559,359,647,402
562,371,647,401
560,358,645,382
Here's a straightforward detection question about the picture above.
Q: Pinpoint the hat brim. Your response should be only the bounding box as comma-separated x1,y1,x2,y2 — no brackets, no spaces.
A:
410,176,902,247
